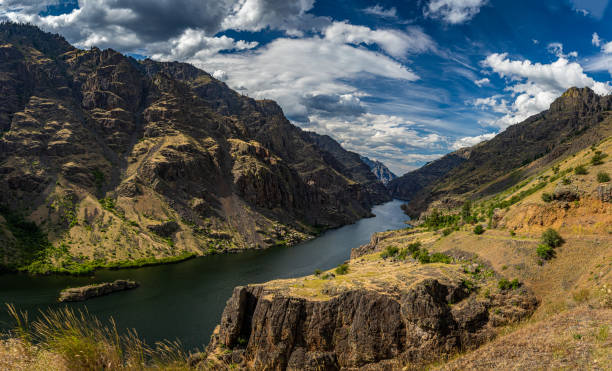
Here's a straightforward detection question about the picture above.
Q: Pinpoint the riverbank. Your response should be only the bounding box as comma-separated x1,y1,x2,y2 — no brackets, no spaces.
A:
0,200,409,350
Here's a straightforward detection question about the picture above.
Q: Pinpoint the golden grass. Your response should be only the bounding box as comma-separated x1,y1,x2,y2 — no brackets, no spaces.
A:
2,304,193,371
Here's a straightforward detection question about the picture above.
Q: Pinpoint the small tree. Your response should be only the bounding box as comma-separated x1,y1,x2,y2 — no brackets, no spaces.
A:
541,228,564,248
473,225,485,235
461,201,472,222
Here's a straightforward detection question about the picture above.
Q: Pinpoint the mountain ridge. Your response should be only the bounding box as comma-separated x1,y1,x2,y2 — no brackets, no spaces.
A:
0,22,389,273
390,86,612,216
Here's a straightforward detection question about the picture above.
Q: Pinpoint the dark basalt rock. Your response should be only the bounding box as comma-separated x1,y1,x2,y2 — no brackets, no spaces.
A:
58,279,139,302
204,278,538,370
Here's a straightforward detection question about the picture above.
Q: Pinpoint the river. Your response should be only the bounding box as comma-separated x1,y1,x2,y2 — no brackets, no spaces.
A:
0,200,408,351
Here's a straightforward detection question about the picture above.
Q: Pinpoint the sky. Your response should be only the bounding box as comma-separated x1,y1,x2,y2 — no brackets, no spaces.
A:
1,0,612,175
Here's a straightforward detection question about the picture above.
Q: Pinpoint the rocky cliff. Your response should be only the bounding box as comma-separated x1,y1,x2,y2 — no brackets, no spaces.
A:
0,23,389,273
359,155,397,185
390,87,612,217
203,243,537,370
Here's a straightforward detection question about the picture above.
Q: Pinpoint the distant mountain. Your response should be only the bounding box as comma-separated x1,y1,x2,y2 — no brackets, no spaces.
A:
390,87,612,216
0,23,389,273
359,156,397,184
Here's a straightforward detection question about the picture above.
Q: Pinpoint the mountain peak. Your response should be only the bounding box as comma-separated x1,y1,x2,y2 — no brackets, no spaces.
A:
549,86,603,113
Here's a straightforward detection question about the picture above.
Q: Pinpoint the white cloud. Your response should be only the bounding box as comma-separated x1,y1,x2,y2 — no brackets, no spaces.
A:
474,77,490,87
592,32,601,47
547,42,577,58
478,53,612,129
1,0,327,51
425,0,488,24
306,113,447,174
323,21,435,58
451,132,496,149
603,41,612,54
148,29,258,61
363,5,397,18
192,33,420,121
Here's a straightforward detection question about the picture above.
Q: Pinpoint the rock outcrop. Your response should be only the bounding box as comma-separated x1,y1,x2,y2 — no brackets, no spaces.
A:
359,155,397,185
58,279,139,302
203,255,537,370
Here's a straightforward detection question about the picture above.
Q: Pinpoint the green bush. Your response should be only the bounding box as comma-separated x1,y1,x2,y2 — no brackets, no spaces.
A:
429,252,452,264
498,278,521,290
509,230,516,237
314,269,322,276
442,228,453,236
473,225,485,235
591,151,607,166
381,245,399,259
561,177,571,185
407,242,422,254
574,165,588,175
335,263,349,275
536,244,555,260
541,228,564,248
541,193,553,202
597,171,610,183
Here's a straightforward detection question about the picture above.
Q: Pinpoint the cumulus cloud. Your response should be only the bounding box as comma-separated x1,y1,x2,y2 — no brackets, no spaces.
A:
425,0,488,24
478,53,612,129
148,29,258,61
306,113,447,174
451,132,495,149
196,34,419,121
323,21,435,58
363,5,397,18
474,77,490,87
1,0,328,50
603,41,612,54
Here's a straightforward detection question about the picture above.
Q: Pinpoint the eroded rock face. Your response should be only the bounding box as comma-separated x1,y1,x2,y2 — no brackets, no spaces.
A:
0,23,390,271
58,279,139,302
205,278,537,370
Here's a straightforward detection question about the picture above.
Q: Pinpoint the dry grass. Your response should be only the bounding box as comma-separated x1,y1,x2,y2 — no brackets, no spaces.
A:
1,304,193,371
433,307,612,370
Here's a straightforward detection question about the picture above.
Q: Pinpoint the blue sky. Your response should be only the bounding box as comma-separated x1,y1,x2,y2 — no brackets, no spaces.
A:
2,0,612,174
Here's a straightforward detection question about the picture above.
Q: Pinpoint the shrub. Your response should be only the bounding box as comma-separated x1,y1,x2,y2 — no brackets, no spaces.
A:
498,278,520,290
536,244,555,260
591,151,606,166
541,193,553,202
381,245,399,259
429,252,452,264
407,242,421,254
314,269,322,276
561,177,571,185
335,263,349,275
442,228,453,236
597,171,610,183
541,228,564,248
473,225,484,235
574,165,588,175
509,230,516,237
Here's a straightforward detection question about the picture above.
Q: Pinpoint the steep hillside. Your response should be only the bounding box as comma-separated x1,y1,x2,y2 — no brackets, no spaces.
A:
0,23,389,274
387,148,470,200
201,134,612,369
391,87,612,217
359,155,397,184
